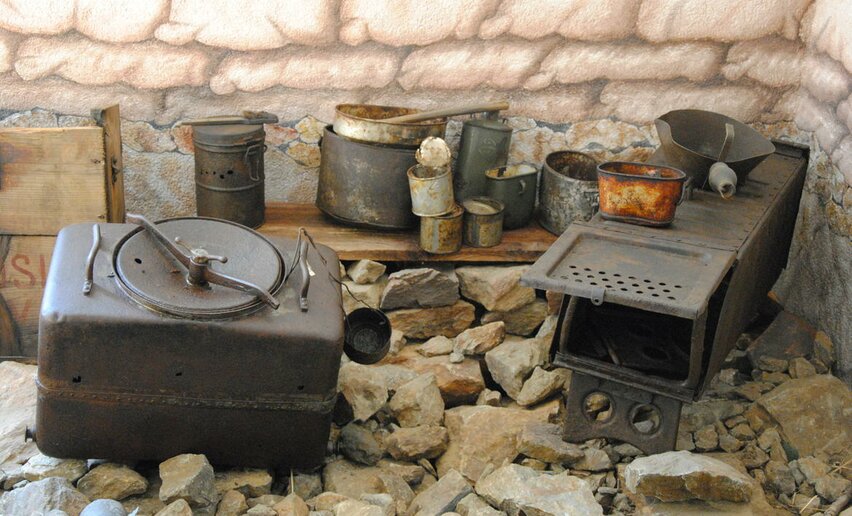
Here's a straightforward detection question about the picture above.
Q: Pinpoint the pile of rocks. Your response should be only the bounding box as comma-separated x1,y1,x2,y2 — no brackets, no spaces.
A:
0,262,850,515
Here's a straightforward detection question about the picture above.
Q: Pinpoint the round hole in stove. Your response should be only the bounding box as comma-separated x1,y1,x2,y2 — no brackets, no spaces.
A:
582,392,613,423
629,404,662,435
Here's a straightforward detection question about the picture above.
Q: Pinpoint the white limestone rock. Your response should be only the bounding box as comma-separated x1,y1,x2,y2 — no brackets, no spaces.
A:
347,260,387,285
388,373,445,427
475,464,603,516
158,454,217,509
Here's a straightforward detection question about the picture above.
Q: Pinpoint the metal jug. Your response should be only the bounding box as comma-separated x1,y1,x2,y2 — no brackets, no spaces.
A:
454,118,512,201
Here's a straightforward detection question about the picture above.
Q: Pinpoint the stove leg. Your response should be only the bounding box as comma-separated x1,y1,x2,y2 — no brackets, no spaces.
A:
562,372,681,455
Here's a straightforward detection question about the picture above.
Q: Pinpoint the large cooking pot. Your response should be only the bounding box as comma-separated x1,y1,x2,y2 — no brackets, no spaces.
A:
538,151,600,235
334,104,447,147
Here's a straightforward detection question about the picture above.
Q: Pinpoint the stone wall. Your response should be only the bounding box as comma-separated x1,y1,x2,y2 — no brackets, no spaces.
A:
0,0,849,378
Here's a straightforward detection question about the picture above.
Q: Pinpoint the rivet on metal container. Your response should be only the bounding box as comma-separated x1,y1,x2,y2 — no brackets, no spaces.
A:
539,151,600,235
462,197,504,248
420,203,464,254
484,163,539,229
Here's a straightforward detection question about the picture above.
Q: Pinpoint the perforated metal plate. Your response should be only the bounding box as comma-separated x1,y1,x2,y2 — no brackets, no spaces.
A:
522,224,735,319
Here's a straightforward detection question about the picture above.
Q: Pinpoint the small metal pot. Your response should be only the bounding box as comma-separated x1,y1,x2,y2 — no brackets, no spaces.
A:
485,164,538,229
407,165,454,217
454,119,512,201
597,162,688,227
420,203,464,254
462,197,504,247
539,151,599,235
344,308,391,365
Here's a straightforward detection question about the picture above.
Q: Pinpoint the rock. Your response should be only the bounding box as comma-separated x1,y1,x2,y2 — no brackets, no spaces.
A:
763,461,796,495
517,422,584,465
755,371,790,385
81,499,128,516
388,373,444,427
407,469,472,515
246,505,276,515
735,381,775,401
624,451,752,503
359,493,394,516
385,425,449,461
213,469,272,498
797,456,831,483
574,448,613,472
516,367,564,407
386,301,475,339
340,423,384,466
746,310,815,366
437,405,549,483
380,267,460,309
22,454,88,483
342,276,388,313
338,362,389,422
679,400,746,433
385,348,485,406
321,461,412,515
155,499,193,516
729,424,756,442
377,459,425,486
216,489,248,516
448,351,464,363
719,434,744,453
476,464,602,515
753,375,852,456
813,330,835,369
739,443,770,469
348,260,387,285
286,472,323,500
788,357,817,379
272,494,310,516
158,454,217,508
455,493,504,515
481,299,548,336
454,322,506,356
417,336,454,357
248,494,284,509
332,499,382,515
455,266,536,312
475,389,501,407
0,362,38,466
484,337,549,399
814,474,851,502
754,356,788,373
370,365,419,394
0,477,90,516
77,463,148,501
675,432,695,452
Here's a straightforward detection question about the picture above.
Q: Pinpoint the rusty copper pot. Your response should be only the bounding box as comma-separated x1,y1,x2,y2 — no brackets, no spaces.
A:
597,162,688,227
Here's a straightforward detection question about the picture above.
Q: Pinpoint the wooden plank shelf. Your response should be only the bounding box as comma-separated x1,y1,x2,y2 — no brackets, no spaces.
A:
258,203,558,262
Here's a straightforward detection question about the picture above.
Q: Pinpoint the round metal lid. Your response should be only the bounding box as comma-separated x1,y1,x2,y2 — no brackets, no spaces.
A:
192,124,265,146
114,218,284,318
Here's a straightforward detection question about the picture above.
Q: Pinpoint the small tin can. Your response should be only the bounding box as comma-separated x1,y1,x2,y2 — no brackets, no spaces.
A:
407,164,454,217
455,119,512,202
485,163,539,229
419,203,464,254
462,197,504,248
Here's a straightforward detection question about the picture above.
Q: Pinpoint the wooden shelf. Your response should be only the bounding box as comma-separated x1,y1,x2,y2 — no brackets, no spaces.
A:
258,203,557,262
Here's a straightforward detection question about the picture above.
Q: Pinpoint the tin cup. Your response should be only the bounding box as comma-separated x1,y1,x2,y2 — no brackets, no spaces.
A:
462,197,504,247
407,164,454,217
344,308,391,365
420,203,464,254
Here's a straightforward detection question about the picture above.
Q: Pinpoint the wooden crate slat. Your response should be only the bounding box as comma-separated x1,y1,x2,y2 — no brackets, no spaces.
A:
0,235,54,357
0,127,107,235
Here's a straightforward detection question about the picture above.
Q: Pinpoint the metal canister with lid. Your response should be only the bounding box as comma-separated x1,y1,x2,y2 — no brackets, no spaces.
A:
454,118,512,201
185,112,279,229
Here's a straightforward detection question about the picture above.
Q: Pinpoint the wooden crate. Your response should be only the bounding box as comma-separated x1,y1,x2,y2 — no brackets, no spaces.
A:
0,106,122,358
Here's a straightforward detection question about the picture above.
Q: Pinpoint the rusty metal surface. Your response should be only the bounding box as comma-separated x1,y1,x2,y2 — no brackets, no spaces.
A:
193,124,266,229
316,126,418,229
462,197,503,247
454,119,512,201
407,165,454,217
485,164,538,229
333,104,447,147
539,151,599,236
597,162,687,227
420,203,464,254
36,222,344,468
651,109,775,190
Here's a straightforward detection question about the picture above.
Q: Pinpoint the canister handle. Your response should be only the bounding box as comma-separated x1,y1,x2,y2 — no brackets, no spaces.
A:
677,177,692,205
244,143,267,181
518,179,527,195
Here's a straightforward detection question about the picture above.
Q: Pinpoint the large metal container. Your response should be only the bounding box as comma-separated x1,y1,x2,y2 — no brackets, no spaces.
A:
454,119,512,201
539,151,599,235
597,162,688,227
193,124,267,228
334,104,447,147
316,126,418,229
485,164,538,229
420,203,464,254
35,216,345,468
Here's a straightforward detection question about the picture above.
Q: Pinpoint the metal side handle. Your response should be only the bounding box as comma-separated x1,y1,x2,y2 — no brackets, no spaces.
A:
298,237,311,312
82,224,100,295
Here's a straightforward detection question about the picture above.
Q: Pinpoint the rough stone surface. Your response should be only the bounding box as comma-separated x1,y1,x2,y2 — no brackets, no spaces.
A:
388,373,445,427
77,463,149,501
0,477,90,516
213,469,272,498
455,266,535,312
456,493,505,516
386,301,475,339
387,348,485,406
0,362,38,466
417,336,455,357
158,454,217,508
80,498,128,516
624,451,753,503
406,469,472,516
380,267,460,310
216,489,249,516
476,464,603,516
342,276,388,314
517,422,584,465
347,260,386,285
481,299,548,336
156,499,193,516
574,448,614,472
454,322,506,356
723,38,803,88
338,362,389,422
340,423,384,466
385,425,449,461
321,460,413,515
484,337,549,399
22,454,88,483
516,367,564,407
272,493,310,516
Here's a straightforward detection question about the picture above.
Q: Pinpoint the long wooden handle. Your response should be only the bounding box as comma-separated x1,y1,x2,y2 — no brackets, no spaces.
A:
382,101,510,123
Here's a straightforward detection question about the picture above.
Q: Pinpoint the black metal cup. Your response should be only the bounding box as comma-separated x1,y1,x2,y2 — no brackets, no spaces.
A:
343,308,391,364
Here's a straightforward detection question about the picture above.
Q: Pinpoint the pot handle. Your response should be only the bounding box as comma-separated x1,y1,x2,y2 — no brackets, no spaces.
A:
518,179,527,195
677,177,692,205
